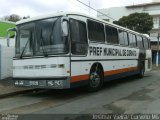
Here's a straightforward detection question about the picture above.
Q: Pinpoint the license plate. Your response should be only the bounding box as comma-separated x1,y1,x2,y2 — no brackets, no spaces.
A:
29,81,38,86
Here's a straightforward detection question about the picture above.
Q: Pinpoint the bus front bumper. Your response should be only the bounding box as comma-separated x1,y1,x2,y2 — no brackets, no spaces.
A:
13,77,70,89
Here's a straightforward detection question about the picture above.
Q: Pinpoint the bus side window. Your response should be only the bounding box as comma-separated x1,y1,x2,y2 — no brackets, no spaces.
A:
88,20,105,43
70,19,88,55
128,33,137,48
118,30,129,46
105,25,119,44
143,37,149,49
137,36,144,49
133,34,137,47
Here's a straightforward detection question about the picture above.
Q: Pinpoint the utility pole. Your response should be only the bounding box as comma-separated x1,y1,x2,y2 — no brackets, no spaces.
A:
156,33,160,67
89,0,90,15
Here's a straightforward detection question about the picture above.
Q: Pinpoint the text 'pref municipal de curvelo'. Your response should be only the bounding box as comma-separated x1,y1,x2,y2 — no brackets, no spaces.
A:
89,46,137,57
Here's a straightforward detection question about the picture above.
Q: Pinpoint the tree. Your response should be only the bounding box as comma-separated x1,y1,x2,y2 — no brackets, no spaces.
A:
4,14,21,22
113,13,153,34
23,16,30,19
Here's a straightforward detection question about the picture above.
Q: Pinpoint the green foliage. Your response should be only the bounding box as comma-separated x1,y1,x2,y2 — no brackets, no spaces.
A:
5,14,21,22
113,13,153,34
0,22,15,38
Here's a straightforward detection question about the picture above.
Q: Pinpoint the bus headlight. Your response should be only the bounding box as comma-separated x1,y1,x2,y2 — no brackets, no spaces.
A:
15,80,24,86
19,81,24,85
15,81,19,85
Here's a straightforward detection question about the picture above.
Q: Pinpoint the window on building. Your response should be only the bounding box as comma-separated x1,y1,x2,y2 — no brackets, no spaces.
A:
153,17,159,29
88,20,105,43
105,25,119,44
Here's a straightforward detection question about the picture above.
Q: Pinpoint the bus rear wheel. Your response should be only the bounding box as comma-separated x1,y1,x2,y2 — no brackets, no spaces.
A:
88,66,103,91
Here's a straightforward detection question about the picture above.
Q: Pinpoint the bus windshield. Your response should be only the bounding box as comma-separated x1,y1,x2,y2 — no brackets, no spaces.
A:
16,17,68,58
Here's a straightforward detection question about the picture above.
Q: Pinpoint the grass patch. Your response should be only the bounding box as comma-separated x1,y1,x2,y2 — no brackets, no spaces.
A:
0,22,15,38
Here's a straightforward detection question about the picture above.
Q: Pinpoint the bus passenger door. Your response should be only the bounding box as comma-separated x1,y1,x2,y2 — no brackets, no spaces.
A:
69,18,89,86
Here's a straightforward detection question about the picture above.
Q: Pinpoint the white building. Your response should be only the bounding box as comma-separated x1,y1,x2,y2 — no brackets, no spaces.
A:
0,21,15,79
97,0,160,64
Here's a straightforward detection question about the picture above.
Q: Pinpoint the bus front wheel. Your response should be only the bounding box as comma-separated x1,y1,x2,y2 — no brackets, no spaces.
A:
88,66,103,91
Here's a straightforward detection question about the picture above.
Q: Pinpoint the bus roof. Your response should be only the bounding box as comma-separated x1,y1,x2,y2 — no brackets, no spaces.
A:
16,12,67,25
16,12,148,38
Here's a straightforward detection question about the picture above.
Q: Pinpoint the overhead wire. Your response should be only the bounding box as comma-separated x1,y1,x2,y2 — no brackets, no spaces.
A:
76,0,117,21
68,0,96,17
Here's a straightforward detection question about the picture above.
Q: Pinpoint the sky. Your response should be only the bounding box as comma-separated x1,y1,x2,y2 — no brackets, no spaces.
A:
0,0,152,18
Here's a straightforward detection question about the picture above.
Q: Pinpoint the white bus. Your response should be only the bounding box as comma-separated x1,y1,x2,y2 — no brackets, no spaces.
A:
7,12,152,91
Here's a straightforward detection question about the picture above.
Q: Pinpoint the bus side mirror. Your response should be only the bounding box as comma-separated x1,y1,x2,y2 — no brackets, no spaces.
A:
6,28,16,47
62,21,68,37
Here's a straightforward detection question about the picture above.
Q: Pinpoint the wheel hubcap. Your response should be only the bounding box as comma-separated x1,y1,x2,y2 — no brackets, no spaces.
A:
90,72,101,88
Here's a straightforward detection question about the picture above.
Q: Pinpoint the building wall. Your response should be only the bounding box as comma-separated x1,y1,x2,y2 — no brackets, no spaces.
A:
0,38,15,79
0,45,14,79
98,7,143,23
0,38,15,46
153,0,160,2
98,3,160,22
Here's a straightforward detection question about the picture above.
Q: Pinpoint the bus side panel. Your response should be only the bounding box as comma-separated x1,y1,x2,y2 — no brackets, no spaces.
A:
102,60,139,81
104,70,139,81
70,59,139,88
70,44,141,88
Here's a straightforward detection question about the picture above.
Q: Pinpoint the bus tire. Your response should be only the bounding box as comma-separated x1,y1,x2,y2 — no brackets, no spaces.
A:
87,66,104,92
138,62,145,78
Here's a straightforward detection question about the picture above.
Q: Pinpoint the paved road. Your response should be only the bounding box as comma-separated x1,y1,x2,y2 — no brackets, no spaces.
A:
0,70,159,115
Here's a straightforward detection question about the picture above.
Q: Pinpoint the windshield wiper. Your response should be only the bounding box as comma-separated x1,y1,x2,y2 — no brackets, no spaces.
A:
19,32,33,59
19,38,30,59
